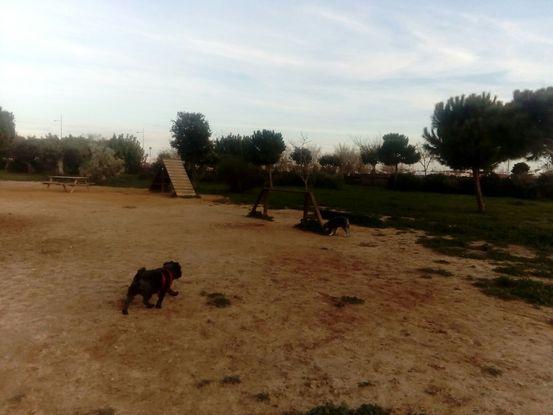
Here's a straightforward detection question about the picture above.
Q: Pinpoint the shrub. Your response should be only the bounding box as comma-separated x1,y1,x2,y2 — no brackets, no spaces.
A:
216,157,263,192
474,276,553,306
537,171,553,198
79,145,124,182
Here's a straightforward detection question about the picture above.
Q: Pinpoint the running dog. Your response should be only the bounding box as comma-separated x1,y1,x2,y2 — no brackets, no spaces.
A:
122,261,182,315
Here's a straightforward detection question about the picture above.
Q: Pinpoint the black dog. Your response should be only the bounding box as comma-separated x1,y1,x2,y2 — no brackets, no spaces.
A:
324,216,350,236
122,261,182,315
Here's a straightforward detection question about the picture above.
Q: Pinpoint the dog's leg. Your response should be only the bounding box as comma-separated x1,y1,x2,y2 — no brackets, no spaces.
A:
168,288,179,296
122,286,137,315
155,291,166,309
331,228,337,236
122,293,134,315
143,293,154,308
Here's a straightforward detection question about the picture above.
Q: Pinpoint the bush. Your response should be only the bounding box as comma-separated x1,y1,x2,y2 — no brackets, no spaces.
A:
79,145,124,183
537,171,553,198
216,157,263,192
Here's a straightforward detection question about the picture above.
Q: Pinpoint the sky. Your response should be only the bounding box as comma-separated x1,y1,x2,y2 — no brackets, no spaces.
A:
1,0,552,157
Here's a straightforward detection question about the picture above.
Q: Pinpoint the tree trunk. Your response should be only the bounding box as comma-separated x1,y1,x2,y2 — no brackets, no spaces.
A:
268,165,273,188
393,164,399,186
472,168,485,213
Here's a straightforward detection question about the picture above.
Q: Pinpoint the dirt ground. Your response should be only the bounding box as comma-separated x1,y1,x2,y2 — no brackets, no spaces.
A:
1,181,552,415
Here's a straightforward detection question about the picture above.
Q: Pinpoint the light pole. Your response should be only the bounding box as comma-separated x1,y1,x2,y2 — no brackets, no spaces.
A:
148,146,152,163
53,114,63,139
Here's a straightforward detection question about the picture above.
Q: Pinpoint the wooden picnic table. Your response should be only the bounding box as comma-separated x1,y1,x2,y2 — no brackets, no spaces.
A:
42,176,92,193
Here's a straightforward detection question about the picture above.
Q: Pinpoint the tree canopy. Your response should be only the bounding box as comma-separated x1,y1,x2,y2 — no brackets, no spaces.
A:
423,93,509,212
247,129,286,187
509,87,553,161
107,134,144,174
511,162,530,176
170,112,212,176
318,154,341,168
214,133,250,159
378,133,420,175
0,106,16,155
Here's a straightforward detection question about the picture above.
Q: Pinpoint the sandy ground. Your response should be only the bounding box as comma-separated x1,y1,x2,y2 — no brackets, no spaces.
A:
0,181,552,415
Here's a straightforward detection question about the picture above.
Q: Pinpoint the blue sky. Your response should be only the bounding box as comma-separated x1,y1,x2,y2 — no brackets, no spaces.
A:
1,0,552,155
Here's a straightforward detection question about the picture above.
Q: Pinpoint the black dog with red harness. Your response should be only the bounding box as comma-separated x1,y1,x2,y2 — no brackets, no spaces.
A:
122,261,182,315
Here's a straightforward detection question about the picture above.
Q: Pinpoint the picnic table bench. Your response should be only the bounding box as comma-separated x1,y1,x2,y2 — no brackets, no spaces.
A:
42,176,92,193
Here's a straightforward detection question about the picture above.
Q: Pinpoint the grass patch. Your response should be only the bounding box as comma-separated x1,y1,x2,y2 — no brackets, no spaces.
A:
195,379,212,389
196,183,553,251
417,267,454,277
253,392,270,402
331,296,365,308
481,366,503,377
283,403,391,415
474,276,553,307
220,375,241,385
493,264,527,277
0,171,47,182
201,292,231,308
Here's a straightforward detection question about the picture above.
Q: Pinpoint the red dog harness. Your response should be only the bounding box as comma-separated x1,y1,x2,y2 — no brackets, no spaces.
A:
160,269,174,291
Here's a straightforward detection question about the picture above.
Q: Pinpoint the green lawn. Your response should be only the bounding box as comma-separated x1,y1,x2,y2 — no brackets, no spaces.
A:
0,171,47,181
196,183,553,251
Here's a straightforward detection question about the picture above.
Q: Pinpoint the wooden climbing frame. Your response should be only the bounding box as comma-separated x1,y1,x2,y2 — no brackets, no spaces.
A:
248,188,324,227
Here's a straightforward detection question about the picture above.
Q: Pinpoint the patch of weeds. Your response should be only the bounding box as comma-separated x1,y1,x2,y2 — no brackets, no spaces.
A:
220,375,241,385
481,365,503,377
331,296,365,307
254,392,270,402
204,292,231,308
474,276,553,307
284,403,391,415
7,393,25,404
195,379,212,389
417,267,453,277
80,409,115,415
494,264,527,277
248,211,273,221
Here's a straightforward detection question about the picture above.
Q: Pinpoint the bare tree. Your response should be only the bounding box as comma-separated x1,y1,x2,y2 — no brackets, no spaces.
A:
416,144,435,176
334,143,361,176
353,136,381,174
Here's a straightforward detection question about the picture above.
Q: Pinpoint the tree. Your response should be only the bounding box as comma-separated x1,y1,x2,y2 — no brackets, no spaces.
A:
353,137,381,174
318,154,342,172
214,133,249,159
416,144,435,176
80,144,124,182
511,162,530,176
170,112,212,179
107,134,145,174
0,106,16,157
378,133,420,181
334,143,360,176
509,87,553,161
247,129,286,188
423,93,508,212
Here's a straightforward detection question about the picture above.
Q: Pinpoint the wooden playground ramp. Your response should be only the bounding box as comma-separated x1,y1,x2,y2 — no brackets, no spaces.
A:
149,158,197,197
